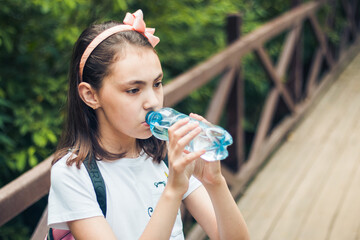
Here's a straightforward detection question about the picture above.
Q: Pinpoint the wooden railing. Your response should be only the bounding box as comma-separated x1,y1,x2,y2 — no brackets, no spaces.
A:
0,0,359,239
166,0,360,238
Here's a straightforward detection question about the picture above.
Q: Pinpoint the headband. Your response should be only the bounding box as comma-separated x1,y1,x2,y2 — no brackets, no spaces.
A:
79,9,160,81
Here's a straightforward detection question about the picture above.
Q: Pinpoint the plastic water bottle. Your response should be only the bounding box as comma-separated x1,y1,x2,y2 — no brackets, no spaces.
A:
145,107,233,161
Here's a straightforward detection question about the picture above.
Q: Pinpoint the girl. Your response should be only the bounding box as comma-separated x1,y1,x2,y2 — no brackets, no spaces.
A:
48,9,249,240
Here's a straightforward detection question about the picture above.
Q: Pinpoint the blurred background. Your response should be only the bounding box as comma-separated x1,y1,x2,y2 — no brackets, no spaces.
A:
0,0,347,239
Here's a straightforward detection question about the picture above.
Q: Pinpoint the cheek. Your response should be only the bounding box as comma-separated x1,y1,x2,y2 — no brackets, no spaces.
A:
116,108,137,125
157,89,164,107
100,99,133,127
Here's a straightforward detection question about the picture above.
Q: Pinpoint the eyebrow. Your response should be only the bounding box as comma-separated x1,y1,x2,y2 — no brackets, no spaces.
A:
125,73,163,86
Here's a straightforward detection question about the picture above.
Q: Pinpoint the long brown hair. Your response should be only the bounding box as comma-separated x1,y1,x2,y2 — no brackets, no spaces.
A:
53,21,166,168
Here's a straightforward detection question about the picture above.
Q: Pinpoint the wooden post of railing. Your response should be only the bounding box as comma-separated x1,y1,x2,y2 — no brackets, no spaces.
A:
289,0,303,102
325,0,338,60
225,13,245,172
358,0,360,30
339,0,351,56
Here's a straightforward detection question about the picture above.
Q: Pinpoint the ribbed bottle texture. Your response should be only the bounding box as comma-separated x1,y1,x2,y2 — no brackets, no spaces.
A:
146,108,233,161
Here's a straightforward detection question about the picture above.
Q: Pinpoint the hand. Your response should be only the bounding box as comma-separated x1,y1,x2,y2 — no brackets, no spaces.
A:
188,113,224,187
166,117,206,195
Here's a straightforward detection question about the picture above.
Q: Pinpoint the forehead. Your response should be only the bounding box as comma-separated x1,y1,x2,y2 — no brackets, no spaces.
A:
106,46,162,85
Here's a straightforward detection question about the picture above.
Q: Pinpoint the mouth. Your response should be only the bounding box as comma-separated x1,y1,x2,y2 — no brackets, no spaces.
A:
142,121,150,127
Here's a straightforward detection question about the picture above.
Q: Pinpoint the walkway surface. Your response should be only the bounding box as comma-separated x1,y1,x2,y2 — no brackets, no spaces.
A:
237,52,360,240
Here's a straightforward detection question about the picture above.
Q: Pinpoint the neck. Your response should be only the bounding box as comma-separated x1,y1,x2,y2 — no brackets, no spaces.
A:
97,129,140,159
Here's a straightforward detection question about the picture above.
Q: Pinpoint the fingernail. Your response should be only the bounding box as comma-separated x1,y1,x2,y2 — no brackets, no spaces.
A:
192,122,199,126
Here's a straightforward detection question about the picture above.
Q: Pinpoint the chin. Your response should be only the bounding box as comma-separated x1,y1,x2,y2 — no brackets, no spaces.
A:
136,132,153,140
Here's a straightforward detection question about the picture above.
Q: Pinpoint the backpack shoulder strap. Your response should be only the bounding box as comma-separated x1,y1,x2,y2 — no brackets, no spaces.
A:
47,155,107,240
163,154,169,168
83,156,107,217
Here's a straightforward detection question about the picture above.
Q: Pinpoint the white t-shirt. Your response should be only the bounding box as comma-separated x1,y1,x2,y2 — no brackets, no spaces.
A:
48,151,201,239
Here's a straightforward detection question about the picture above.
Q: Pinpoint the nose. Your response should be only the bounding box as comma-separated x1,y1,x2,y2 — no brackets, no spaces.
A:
143,89,161,111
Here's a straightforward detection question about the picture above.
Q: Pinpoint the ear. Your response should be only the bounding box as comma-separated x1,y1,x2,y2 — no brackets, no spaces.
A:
78,82,101,110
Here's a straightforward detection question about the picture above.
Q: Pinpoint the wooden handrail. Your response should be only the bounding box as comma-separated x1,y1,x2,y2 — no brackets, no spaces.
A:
164,1,320,107
0,1,359,239
0,156,53,226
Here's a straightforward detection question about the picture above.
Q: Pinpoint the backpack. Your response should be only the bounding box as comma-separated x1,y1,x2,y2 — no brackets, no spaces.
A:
46,156,107,240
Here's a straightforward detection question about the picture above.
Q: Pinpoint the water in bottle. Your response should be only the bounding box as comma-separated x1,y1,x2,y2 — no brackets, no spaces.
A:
145,107,233,161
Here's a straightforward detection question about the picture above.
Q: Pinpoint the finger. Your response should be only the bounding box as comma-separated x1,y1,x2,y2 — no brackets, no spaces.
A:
189,113,211,125
183,150,206,164
171,121,200,141
183,149,190,154
169,117,190,131
168,122,200,155
189,113,203,120
183,149,206,161
177,126,202,149
174,150,205,171
170,149,204,171
168,118,190,140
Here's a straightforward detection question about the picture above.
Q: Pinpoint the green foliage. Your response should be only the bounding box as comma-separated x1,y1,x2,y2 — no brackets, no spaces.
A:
0,218,30,240
141,0,247,77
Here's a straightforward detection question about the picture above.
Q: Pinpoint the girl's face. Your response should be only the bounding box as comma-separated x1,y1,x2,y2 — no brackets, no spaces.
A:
95,45,163,149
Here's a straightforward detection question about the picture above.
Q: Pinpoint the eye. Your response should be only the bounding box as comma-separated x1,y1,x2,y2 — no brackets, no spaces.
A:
126,88,139,94
154,81,162,88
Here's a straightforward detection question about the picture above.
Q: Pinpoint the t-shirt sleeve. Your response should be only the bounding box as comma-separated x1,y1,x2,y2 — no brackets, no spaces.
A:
47,155,103,229
183,175,202,199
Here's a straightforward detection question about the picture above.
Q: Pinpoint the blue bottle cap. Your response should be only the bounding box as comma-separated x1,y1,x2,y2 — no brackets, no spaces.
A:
145,111,163,124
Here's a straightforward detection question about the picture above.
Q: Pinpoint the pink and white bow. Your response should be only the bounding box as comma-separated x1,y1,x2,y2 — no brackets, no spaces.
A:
79,9,159,81
123,10,160,47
